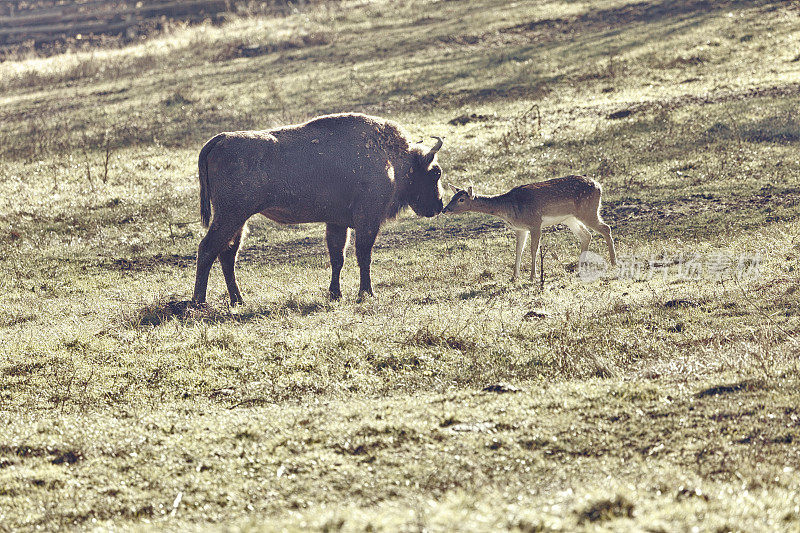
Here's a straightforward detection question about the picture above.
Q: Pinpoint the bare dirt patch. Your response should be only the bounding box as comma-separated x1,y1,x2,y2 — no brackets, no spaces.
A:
214,32,333,62
108,253,194,272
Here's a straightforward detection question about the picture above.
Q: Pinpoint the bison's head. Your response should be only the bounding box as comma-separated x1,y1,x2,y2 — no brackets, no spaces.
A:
407,137,444,217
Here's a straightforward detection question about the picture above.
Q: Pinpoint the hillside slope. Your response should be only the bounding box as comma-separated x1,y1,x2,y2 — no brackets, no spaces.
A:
1,0,799,530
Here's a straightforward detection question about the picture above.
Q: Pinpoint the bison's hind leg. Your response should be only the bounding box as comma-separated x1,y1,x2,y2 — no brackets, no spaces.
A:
219,224,247,306
326,224,350,300
193,217,248,305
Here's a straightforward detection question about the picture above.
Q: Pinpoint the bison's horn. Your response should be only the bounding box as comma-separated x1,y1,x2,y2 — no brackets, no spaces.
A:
423,136,443,166
429,136,443,154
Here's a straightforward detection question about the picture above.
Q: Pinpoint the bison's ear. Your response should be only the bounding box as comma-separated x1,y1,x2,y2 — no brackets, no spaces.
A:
467,186,475,199
448,183,460,194
421,136,443,168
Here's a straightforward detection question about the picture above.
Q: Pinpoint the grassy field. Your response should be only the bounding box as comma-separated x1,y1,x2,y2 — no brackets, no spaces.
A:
1,0,800,530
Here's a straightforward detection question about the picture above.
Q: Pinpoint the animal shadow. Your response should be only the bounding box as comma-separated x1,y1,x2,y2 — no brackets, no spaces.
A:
127,296,332,327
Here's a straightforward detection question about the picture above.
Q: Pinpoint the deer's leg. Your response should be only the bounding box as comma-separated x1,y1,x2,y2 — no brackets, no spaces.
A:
218,225,246,306
326,223,350,300
530,225,542,281
193,216,248,305
565,217,592,257
354,225,379,300
513,230,528,280
586,217,617,266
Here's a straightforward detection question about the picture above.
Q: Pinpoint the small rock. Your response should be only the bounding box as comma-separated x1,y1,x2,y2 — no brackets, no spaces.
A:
482,382,521,393
608,109,633,119
676,486,709,501
238,44,269,57
448,113,491,126
664,299,699,308
51,450,82,465
524,310,549,320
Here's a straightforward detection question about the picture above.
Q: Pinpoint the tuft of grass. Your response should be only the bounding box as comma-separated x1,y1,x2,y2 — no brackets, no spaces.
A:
576,495,635,524
404,325,478,353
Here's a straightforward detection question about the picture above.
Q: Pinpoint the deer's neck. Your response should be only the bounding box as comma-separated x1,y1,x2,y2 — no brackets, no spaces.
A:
470,194,516,221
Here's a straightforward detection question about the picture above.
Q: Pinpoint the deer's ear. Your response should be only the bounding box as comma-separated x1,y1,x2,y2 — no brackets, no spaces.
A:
448,183,460,194
467,186,474,199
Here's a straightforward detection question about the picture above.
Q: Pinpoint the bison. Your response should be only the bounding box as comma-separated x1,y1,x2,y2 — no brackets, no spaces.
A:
192,113,445,305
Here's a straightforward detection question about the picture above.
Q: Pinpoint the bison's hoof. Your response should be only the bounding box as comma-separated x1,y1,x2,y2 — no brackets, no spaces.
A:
329,291,342,301
356,290,373,303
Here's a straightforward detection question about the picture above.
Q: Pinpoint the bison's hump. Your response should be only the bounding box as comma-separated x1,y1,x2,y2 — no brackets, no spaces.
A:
222,131,279,142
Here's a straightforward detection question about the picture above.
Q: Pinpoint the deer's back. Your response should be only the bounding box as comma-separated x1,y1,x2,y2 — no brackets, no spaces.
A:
506,175,600,220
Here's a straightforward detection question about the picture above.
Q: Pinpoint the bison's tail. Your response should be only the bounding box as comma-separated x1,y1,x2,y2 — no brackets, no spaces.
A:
198,134,225,228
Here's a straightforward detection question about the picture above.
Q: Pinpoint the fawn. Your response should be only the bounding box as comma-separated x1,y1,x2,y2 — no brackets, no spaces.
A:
442,175,616,280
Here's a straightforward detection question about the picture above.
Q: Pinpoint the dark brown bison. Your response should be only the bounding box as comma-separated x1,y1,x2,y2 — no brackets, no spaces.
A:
192,113,444,305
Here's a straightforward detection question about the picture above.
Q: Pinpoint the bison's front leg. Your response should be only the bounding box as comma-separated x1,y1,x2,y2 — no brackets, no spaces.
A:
325,224,350,300
354,226,379,300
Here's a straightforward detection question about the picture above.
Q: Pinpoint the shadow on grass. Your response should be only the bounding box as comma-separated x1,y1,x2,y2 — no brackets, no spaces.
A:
507,0,777,34
124,295,333,327
455,282,518,301
695,378,769,398
703,114,800,144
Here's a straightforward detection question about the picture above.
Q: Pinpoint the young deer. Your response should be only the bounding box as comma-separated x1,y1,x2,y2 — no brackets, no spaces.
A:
442,175,616,280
